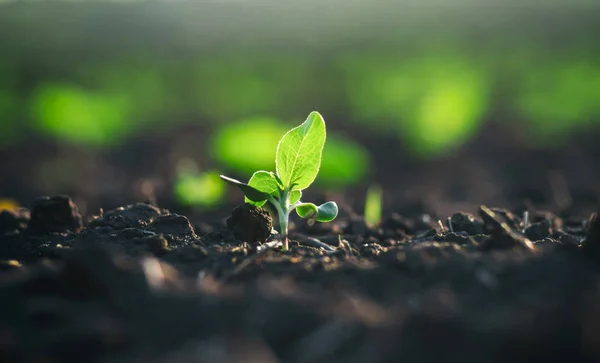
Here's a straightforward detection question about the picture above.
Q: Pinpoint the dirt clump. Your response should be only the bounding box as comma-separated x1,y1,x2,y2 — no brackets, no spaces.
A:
226,203,273,243
29,195,82,234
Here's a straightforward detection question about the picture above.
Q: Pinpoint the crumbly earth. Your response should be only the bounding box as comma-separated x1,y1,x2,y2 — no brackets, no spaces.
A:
1,195,599,363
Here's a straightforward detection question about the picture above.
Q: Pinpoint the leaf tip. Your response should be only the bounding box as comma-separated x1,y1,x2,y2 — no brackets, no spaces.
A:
219,175,238,184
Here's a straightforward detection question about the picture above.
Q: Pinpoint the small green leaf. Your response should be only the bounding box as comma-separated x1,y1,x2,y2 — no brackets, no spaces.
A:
219,175,271,205
296,203,317,219
273,173,285,190
364,184,382,226
295,201,338,222
245,171,280,206
276,111,326,191
289,190,302,204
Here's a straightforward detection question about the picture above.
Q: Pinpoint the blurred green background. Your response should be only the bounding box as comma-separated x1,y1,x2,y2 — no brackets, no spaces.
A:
1,0,599,214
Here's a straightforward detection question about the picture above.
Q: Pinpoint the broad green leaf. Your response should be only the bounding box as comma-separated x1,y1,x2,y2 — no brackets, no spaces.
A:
289,190,302,204
245,171,280,206
219,175,271,205
295,201,338,222
276,111,326,190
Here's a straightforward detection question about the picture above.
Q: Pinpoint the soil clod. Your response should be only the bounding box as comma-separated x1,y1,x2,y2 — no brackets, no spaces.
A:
148,214,197,240
29,196,82,235
0,209,29,235
226,203,273,243
89,202,163,230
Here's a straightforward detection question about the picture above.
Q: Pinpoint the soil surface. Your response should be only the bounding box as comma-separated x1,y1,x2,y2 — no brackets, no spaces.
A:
2,120,600,362
1,193,600,363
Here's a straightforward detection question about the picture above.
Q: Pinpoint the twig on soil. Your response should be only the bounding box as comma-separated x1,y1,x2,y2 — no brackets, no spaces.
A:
478,205,535,250
437,220,445,233
289,232,339,252
338,236,354,258
522,210,529,233
256,240,282,252
302,237,337,252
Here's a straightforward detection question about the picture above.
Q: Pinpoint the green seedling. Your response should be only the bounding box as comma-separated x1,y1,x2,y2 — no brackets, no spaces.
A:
364,184,382,227
220,111,339,250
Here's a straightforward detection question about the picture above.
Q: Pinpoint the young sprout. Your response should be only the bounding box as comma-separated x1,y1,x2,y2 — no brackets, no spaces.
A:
522,210,529,233
447,216,454,233
364,184,382,227
220,111,339,251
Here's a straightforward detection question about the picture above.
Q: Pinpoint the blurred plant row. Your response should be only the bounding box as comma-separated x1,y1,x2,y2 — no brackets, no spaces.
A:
1,45,600,208
2,48,599,147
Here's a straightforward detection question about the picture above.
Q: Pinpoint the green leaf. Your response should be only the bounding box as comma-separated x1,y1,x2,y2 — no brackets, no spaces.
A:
295,201,338,222
245,171,281,206
289,190,302,204
273,173,285,190
276,111,326,191
247,171,280,196
295,203,317,219
219,175,271,205
364,184,382,226
316,201,338,222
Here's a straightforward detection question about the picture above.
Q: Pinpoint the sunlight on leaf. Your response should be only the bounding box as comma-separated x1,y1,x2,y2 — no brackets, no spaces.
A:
276,111,326,190
211,116,369,188
246,170,280,205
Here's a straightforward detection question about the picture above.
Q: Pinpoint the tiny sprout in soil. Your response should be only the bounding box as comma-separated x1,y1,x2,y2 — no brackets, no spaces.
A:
364,184,383,227
220,111,339,250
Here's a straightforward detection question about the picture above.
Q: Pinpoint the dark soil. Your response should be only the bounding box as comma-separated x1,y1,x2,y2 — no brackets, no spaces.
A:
1,193,600,363
2,120,600,362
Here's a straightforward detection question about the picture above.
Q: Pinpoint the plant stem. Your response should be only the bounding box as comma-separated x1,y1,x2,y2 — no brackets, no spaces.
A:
280,189,290,250
279,209,289,251
269,195,290,251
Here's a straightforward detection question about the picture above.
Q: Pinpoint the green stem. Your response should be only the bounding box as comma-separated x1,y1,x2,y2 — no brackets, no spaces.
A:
269,195,290,251
279,208,289,251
